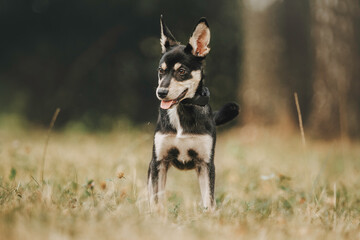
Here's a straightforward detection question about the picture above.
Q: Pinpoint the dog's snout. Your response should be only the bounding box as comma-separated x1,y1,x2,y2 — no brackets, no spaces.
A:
157,88,168,99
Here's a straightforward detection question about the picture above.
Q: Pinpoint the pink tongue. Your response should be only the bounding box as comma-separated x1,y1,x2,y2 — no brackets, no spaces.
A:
161,100,175,109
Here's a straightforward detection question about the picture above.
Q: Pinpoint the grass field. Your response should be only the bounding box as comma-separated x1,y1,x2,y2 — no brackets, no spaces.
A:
1,119,360,240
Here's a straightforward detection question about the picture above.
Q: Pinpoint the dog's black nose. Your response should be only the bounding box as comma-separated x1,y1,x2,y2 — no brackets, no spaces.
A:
157,88,168,99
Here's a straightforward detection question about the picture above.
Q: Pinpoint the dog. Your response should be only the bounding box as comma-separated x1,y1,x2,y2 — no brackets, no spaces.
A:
148,16,239,210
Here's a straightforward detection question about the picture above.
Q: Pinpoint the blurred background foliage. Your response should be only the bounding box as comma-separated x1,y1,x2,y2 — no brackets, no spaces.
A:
0,0,240,129
0,0,359,138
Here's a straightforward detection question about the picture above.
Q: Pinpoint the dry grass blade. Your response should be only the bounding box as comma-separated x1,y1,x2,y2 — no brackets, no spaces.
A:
40,108,61,184
294,92,306,147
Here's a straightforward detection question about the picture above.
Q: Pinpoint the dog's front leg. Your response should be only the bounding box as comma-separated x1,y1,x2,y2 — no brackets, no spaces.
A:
197,162,215,211
148,158,169,210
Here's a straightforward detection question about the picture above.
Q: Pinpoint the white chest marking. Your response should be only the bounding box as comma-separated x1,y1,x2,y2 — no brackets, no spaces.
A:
167,106,183,137
154,133,213,163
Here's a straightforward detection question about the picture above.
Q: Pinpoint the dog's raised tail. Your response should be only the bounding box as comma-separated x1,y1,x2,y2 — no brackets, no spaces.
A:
213,102,239,126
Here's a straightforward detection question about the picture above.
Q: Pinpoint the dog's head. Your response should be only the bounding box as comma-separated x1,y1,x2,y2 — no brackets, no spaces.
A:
156,16,211,109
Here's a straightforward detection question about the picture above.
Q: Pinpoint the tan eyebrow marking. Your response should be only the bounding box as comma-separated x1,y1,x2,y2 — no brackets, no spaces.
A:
161,62,167,70
174,63,181,71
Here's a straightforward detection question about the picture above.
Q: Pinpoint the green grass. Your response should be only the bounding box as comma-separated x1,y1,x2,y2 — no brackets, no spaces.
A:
1,123,360,240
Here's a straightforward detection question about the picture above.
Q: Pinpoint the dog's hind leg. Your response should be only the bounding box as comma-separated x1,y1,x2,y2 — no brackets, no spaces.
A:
156,162,169,203
147,160,158,208
197,162,215,211
148,158,169,210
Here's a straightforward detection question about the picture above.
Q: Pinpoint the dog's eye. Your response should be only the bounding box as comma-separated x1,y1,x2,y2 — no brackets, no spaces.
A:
178,68,186,75
158,68,165,74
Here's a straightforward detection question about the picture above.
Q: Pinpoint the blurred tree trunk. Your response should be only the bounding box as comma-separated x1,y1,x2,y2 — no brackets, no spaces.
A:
309,0,360,138
240,0,291,126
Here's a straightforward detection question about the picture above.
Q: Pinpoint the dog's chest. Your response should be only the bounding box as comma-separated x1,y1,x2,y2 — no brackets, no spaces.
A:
154,133,213,163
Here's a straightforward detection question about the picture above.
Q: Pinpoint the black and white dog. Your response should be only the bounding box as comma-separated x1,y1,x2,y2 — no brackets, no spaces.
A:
148,16,239,210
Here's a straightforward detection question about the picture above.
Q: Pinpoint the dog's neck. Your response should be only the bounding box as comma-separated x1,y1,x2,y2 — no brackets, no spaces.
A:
181,77,210,106
181,87,210,106
165,97,212,136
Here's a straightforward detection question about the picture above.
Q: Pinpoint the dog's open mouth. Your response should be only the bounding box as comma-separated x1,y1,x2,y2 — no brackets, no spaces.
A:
160,89,188,109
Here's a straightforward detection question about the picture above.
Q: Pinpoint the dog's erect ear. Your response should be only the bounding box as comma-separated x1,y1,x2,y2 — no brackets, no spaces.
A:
186,18,210,57
160,15,178,53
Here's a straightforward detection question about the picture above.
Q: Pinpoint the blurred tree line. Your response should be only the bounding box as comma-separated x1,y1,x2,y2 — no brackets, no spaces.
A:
0,0,359,138
241,0,360,139
0,0,239,129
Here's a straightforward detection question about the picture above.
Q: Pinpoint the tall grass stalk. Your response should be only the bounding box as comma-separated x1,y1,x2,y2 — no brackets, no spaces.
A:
40,108,60,184
294,92,306,147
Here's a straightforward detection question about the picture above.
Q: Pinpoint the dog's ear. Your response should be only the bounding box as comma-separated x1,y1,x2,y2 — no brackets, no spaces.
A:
186,18,210,57
160,15,178,53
